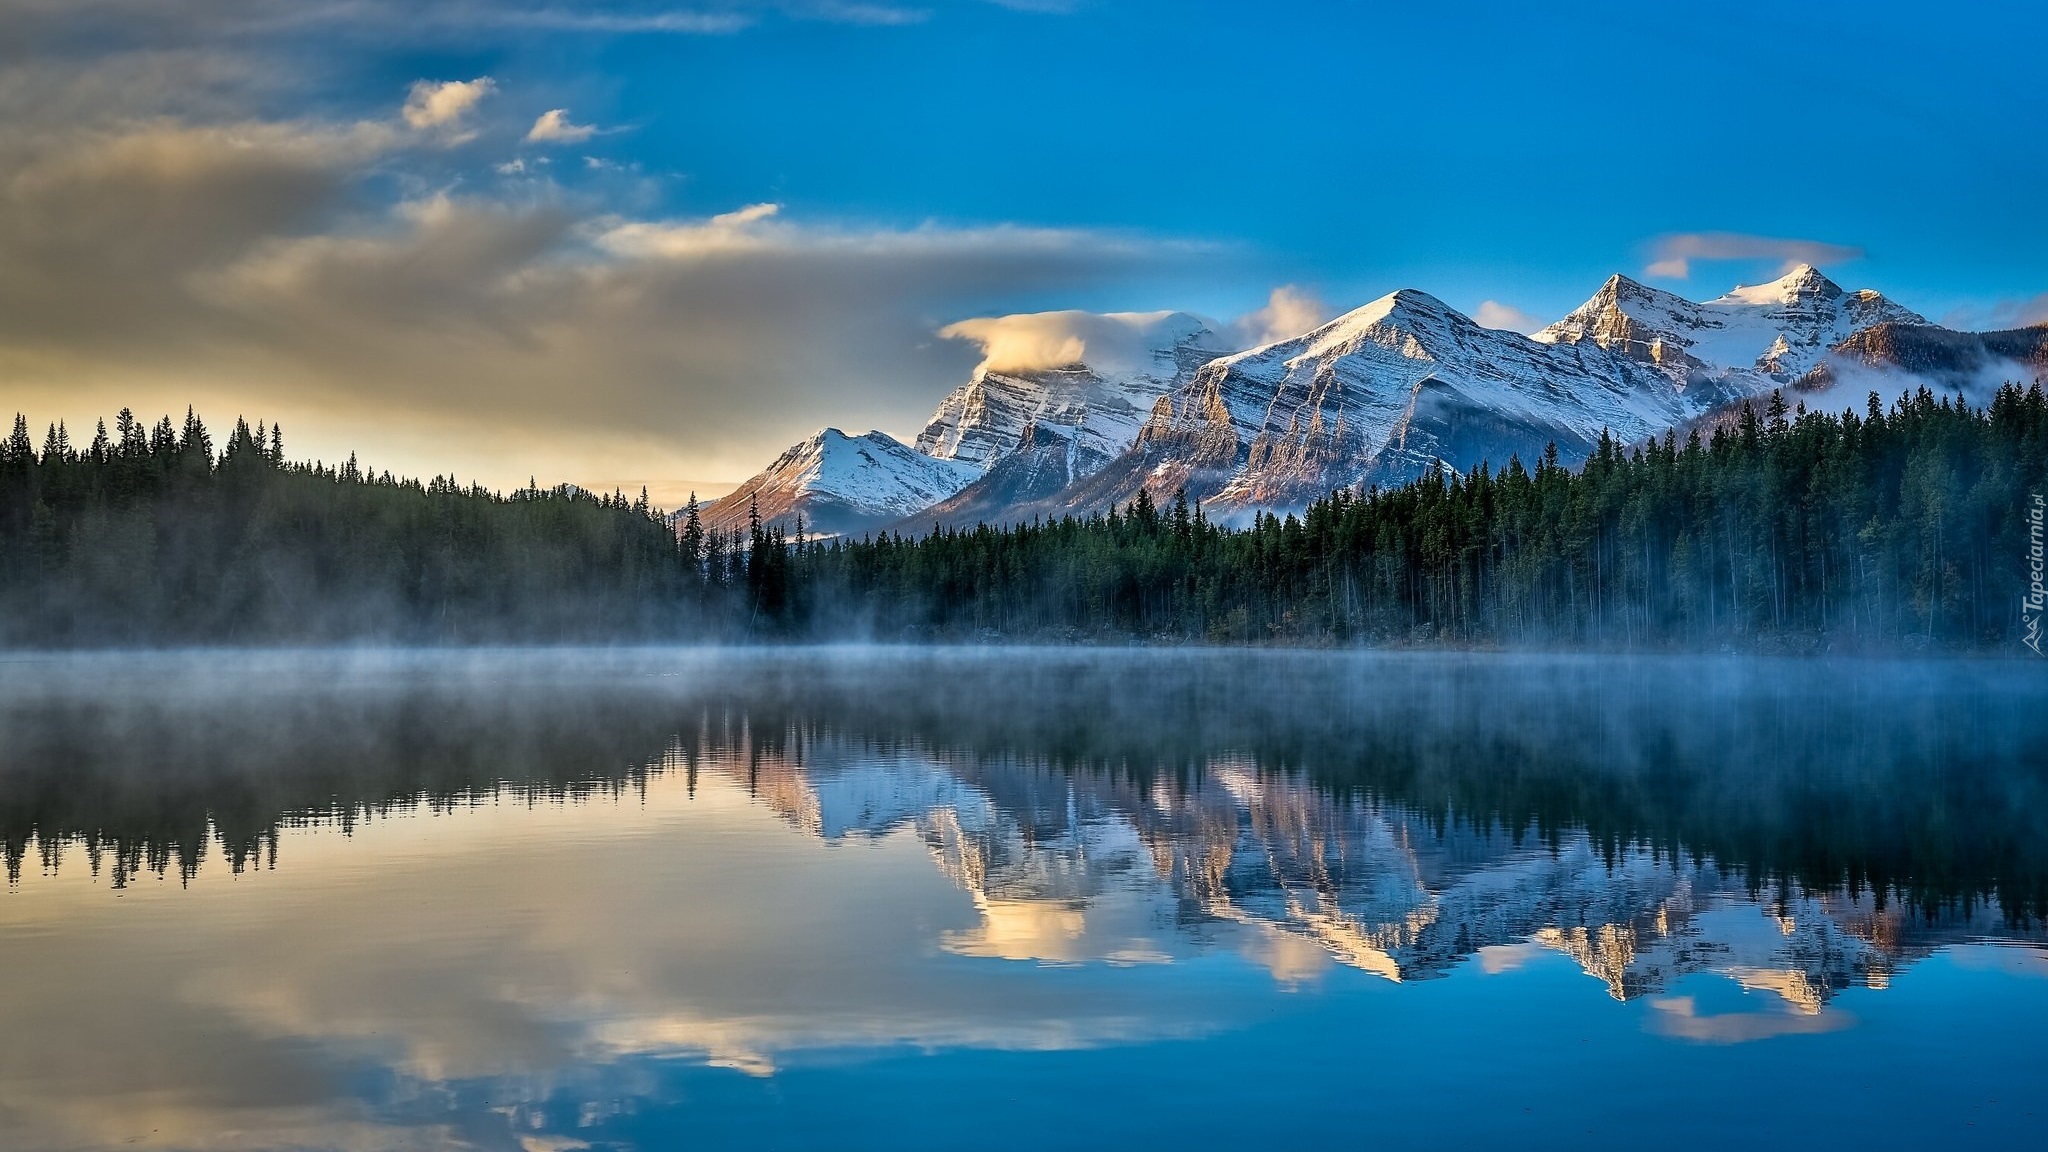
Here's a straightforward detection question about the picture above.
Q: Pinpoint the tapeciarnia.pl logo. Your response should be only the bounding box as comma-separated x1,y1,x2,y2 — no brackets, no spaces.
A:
2025,493,2045,655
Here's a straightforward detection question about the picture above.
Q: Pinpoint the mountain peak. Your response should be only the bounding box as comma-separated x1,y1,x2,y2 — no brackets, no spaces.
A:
1719,263,1844,306
1580,272,1696,312
1384,287,1456,313
1252,288,1469,362
1328,288,1459,332
707,426,979,536
917,309,1226,472
1530,273,1702,359
715,264,1954,531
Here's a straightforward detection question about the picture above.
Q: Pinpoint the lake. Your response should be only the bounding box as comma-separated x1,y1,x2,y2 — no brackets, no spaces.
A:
2,648,2044,1151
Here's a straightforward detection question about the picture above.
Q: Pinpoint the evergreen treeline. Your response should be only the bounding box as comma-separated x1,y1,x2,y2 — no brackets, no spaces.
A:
0,407,697,643
779,385,2048,650
5,385,2047,649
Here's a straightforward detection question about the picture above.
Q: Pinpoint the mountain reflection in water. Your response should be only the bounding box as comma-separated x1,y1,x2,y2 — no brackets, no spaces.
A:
1,649,2043,1151
739,742,2024,1008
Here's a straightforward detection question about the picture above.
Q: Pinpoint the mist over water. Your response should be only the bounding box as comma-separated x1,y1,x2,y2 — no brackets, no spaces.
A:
2,648,2044,1150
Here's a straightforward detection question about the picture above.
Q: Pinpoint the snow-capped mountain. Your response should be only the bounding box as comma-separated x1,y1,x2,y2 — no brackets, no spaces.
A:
1532,264,1925,387
1033,288,1700,517
708,310,1223,535
699,266,2000,535
915,310,1226,472
698,428,979,538
1012,266,1937,520
909,422,1090,529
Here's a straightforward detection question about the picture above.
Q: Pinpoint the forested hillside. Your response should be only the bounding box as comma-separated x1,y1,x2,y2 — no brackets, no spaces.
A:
0,409,694,644
795,386,2048,649
5,386,2046,650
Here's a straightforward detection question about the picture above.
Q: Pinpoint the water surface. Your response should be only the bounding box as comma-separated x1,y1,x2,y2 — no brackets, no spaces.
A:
2,649,2044,1150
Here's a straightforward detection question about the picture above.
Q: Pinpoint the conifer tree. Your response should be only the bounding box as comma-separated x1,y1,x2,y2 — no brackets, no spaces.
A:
680,493,705,569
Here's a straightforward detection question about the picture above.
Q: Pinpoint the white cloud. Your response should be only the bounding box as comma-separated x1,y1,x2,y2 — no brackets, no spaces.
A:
1644,231,1862,280
800,1,932,25
489,7,754,34
594,203,1139,267
1646,996,1856,1044
0,0,1012,55
0,0,760,44
938,309,1207,377
0,20,1204,501
941,312,1093,374
524,108,597,144
0,118,400,354
1473,299,1543,334
401,76,495,131
2002,294,2048,328
1230,284,1328,347
1476,941,1548,974
934,285,1331,381
1941,292,2048,332
0,108,1180,502
593,202,785,257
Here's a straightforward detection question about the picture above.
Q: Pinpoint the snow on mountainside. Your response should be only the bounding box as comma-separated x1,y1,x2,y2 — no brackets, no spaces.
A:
1042,288,1698,518
910,422,1087,530
1018,266,1930,521
698,428,979,538
1533,264,1924,386
709,310,1224,537
705,266,1968,535
915,310,1225,473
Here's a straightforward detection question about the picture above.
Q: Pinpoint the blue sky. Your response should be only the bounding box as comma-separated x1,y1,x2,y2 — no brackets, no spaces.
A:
394,0,2048,317
3,0,2043,497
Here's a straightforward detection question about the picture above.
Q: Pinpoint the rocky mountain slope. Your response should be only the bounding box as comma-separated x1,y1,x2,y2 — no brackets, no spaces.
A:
1531,264,1924,387
1076,288,1699,516
915,311,1225,471
1116,266,1930,519
698,428,979,538
704,266,2021,535
1794,319,2048,397
1004,266,1946,523
705,312,1225,537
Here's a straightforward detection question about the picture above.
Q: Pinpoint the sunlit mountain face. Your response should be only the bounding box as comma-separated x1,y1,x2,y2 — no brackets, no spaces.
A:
3,650,2044,1150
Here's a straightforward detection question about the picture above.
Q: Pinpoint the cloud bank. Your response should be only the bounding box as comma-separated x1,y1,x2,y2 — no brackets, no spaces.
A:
0,66,1194,501
937,310,1205,376
525,108,598,144
1942,292,2048,332
1644,232,1863,280
0,0,975,47
1473,299,1543,335
401,77,495,131
1230,284,1329,347
937,286,1326,379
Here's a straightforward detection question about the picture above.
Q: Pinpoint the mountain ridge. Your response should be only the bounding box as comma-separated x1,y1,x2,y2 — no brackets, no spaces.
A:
702,267,2038,537
697,427,979,538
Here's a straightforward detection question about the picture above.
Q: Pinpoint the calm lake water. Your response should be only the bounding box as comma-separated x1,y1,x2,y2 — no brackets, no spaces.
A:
2,648,2045,1151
